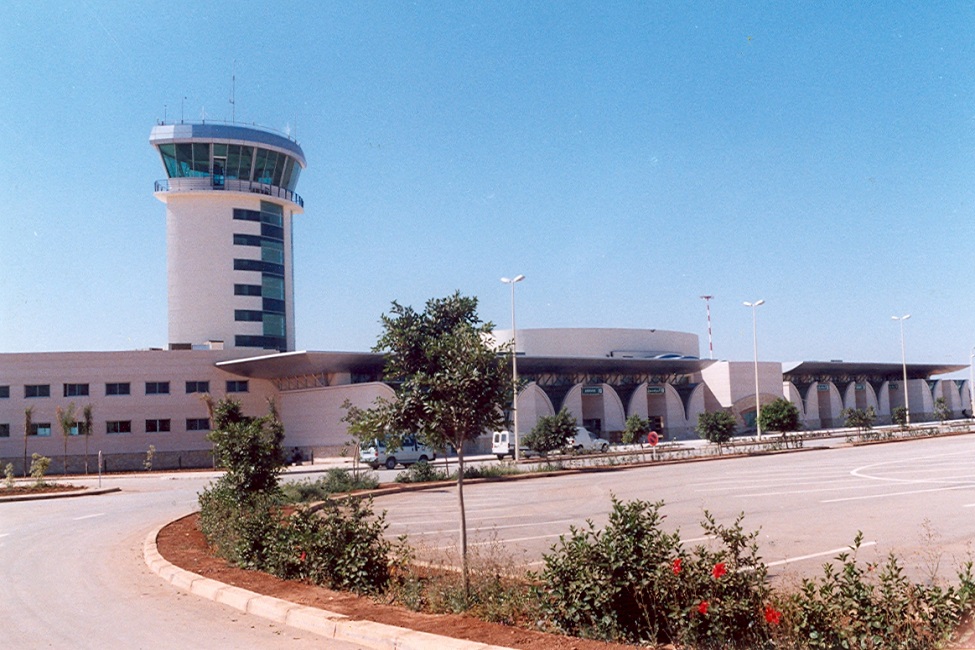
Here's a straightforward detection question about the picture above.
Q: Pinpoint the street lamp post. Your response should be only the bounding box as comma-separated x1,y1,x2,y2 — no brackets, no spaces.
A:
969,347,975,420
501,275,525,461
743,300,765,439
892,314,911,426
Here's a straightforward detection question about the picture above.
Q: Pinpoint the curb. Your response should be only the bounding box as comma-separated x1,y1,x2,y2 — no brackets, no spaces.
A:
143,523,514,650
0,486,121,504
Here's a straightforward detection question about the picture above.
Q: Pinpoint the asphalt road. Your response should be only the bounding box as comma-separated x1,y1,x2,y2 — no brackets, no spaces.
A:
374,434,975,583
0,471,367,650
4,435,974,647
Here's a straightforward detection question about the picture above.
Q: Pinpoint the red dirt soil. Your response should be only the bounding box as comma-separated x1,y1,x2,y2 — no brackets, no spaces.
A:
156,513,632,650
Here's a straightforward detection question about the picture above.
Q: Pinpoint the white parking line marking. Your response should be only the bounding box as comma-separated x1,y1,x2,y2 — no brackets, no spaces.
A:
822,484,974,503
469,533,563,547
767,542,876,567
72,513,105,521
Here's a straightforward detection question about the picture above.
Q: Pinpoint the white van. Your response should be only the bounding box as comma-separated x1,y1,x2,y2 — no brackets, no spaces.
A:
491,430,539,460
360,435,437,470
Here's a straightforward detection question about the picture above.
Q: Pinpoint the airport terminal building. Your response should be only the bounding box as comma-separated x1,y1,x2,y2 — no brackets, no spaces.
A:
0,122,968,471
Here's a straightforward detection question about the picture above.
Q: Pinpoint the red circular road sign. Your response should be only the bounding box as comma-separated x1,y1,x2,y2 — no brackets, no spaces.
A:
647,431,659,446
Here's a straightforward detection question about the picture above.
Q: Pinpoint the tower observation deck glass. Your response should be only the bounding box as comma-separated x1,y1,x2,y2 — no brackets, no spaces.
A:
150,123,305,206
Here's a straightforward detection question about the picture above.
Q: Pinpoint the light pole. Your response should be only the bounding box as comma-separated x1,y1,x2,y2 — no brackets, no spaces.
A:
501,275,525,460
969,347,975,420
743,300,765,439
892,314,911,425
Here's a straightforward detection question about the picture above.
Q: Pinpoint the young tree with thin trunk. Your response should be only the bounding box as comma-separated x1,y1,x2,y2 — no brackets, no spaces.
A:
346,292,511,602
23,406,33,478
57,402,77,476
82,404,94,474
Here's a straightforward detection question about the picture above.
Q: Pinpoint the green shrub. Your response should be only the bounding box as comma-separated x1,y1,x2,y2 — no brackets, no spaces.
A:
533,498,774,648
4,463,14,488
696,411,737,445
458,464,522,480
623,414,651,445
395,462,448,483
29,453,51,485
264,497,391,594
206,398,286,494
279,469,379,503
783,533,975,649
523,408,577,455
198,481,279,569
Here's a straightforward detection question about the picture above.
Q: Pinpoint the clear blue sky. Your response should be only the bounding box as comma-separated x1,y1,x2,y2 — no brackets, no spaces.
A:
1,2,972,370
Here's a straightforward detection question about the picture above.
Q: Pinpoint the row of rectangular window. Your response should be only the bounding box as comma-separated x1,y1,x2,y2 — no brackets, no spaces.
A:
0,418,212,438
1,381,247,398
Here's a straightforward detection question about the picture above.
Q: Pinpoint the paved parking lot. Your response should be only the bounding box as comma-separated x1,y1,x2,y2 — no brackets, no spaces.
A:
373,434,975,582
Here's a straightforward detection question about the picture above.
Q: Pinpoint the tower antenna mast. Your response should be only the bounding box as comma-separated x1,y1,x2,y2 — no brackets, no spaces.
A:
700,295,714,359
230,60,236,123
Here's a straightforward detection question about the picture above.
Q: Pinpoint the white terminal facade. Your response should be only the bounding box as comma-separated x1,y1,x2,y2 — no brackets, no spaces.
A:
0,121,969,472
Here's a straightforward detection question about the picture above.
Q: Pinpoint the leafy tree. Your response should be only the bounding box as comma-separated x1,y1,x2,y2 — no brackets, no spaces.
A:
892,406,909,428
56,402,77,476
203,396,286,495
843,406,876,437
23,406,33,478
622,413,651,445
523,408,577,455
758,398,801,435
82,404,94,474
696,411,737,446
346,292,511,601
934,397,950,424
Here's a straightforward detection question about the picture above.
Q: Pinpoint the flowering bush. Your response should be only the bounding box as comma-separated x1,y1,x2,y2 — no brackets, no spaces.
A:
533,497,776,647
533,499,974,648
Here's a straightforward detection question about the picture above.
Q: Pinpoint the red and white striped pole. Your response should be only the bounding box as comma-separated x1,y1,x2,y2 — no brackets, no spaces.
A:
700,295,714,359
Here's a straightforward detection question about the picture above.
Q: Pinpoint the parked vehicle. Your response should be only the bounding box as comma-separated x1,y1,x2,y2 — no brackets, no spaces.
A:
360,435,437,470
491,430,540,460
565,426,610,453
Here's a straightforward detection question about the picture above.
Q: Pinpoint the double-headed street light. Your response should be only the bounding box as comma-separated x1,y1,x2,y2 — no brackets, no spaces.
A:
501,275,525,461
743,300,765,439
892,314,911,425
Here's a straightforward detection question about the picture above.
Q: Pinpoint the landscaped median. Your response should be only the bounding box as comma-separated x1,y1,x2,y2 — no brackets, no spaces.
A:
144,519,515,650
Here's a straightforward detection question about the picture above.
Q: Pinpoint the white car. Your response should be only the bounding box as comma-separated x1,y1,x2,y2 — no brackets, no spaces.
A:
565,426,610,453
360,435,437,470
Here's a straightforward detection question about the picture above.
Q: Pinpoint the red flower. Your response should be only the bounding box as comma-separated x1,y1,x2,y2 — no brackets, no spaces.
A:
764,605,782,625
711,562,727,579
698,600,709,615
299,551,307,562
671,558,682,574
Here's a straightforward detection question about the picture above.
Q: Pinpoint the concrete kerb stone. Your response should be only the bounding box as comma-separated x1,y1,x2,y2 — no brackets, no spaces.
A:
0,486,121,503
143,524,516,650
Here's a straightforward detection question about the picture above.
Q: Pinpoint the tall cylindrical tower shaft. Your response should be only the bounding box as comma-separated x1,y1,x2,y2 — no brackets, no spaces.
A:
150,123,306,352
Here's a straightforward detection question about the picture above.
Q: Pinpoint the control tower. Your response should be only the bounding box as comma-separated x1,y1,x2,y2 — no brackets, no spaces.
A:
149,123,306,352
